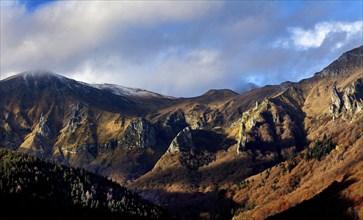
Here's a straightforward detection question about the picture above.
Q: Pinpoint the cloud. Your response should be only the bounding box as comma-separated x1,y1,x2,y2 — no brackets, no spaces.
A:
276,21,363,50
1,1,362,97
66,48,225,97
1,1,221,69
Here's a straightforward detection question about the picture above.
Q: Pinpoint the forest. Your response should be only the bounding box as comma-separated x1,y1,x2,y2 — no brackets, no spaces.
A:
0,148,168,219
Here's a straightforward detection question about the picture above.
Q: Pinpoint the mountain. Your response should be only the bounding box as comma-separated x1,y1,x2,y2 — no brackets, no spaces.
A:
0,70,176,184
1,45,362,219
235,82,260,94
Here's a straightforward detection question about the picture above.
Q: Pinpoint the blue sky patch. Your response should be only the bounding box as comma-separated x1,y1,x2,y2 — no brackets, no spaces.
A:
19,0,57,11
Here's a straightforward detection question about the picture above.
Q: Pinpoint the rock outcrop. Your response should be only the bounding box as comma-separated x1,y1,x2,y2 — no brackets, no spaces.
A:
236,100,263,154
329,79,363,120
235,97,303,157
38,113,52,138
237,121,247,154
67,103,88,132
163,109,188,134
118,118,156,150
329,86,342,121
342,78,363,117
185,105,209,129
167,127,195,153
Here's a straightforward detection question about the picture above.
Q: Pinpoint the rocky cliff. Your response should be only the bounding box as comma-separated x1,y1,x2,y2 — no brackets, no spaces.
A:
167,127,195,153
119,118,156,150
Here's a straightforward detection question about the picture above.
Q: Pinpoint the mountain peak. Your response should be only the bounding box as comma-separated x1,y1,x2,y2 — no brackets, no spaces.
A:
203,89,238,96
3,70,68,82
235,83,260,94
317,45,363,77
22,69,57,75
21,70,66,80
2,70,173,99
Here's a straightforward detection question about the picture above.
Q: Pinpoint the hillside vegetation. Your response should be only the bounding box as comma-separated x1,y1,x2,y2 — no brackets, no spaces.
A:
0,148,167,219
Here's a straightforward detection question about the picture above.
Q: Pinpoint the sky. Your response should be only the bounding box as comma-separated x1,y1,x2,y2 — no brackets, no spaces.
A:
1,1,362,97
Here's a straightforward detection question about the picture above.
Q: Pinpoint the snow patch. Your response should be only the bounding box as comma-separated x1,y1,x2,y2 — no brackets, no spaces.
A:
90,83,172,98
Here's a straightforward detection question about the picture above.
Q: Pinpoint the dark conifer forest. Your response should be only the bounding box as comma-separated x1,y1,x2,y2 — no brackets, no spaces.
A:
0,148,168,219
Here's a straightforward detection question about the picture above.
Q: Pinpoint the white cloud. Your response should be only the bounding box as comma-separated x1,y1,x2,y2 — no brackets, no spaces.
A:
66,48,225,97
0,1,222,73
275,21,363,50
151,49,225,96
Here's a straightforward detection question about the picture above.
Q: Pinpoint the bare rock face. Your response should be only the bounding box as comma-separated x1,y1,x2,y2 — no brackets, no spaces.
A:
329,79,363,120
38,113,52,138
118,118,156,150
167,127,195,153
67,103,88,132
342,78,363,117
185,104,209,129
237,120,247,154
237,100,263,154
329,85,342,120
164,109,188,133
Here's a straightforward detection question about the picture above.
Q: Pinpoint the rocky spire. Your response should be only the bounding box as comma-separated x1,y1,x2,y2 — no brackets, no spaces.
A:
167,127,195,153
329,85,342,121
237,122,247,154
38,113,52,138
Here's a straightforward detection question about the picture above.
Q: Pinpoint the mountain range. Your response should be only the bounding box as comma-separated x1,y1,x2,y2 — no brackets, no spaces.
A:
0,45,362,219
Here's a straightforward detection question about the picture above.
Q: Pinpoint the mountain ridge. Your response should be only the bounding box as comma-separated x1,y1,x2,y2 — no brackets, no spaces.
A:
1,45,362,219
3,70,173,100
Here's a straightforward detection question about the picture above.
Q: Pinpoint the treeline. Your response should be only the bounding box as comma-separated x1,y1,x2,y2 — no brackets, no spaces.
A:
0,148,168,219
